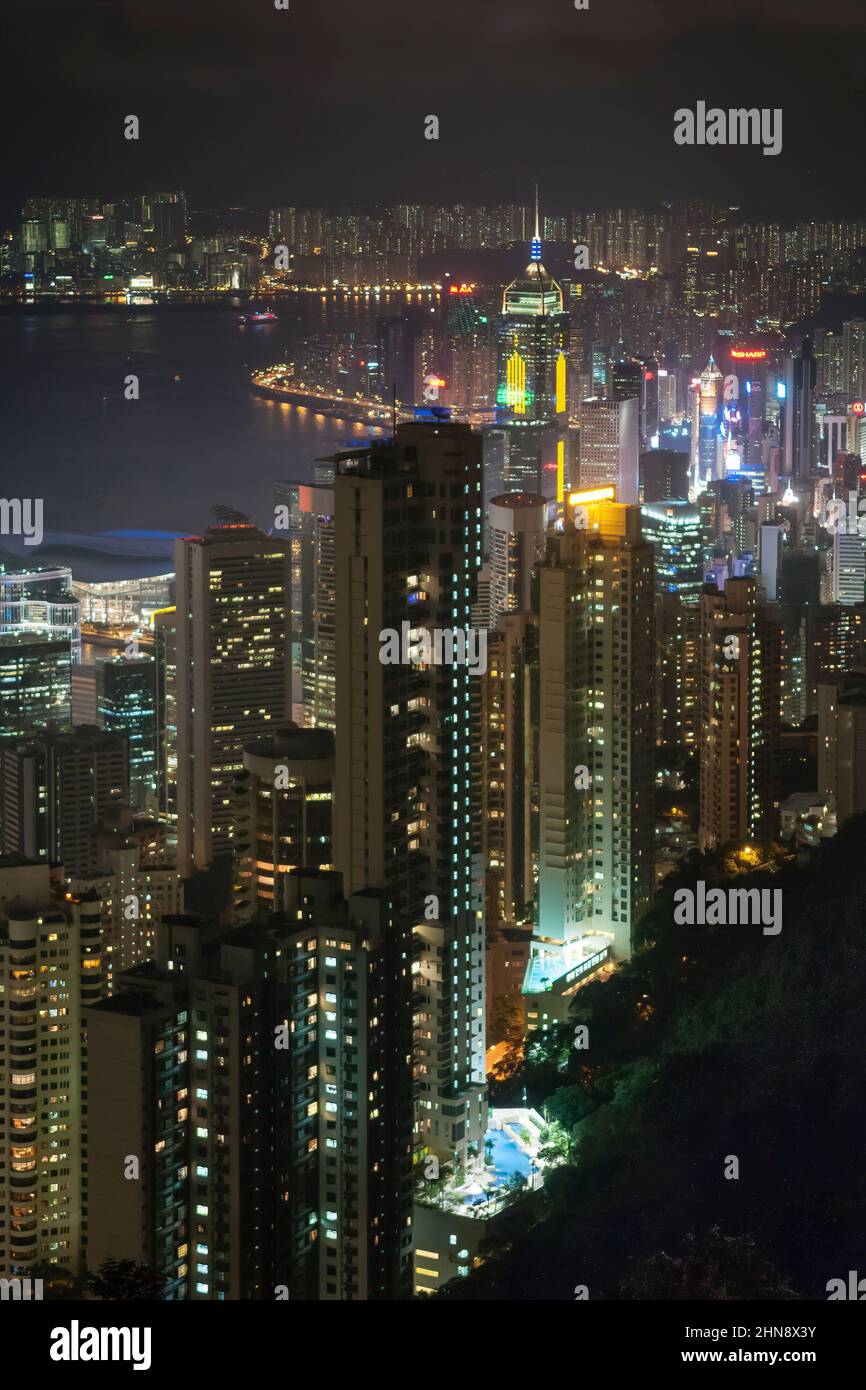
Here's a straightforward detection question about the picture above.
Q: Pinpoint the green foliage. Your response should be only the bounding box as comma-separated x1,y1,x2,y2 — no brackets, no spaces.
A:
536,1119,572,1167
492,1021,574,1106
87,1259,164,1301
619,1228,799,1301
439,815,866,1300
489,991,525,1047
25,1261,89,1301
543,1083,596,1132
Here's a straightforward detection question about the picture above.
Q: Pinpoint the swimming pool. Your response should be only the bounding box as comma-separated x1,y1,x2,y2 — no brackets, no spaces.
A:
484,1128,534,1182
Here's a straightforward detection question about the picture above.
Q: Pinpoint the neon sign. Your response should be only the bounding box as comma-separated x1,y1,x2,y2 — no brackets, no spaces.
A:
568,486,616,506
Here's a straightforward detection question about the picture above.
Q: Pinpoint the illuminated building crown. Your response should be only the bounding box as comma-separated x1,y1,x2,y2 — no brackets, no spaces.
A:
701,354,722,384
502,186,563,317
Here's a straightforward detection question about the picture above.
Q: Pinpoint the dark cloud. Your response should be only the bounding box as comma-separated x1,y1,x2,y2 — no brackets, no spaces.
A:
2,0,865,218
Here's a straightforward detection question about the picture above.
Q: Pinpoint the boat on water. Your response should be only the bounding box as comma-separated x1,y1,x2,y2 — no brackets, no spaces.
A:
238,309,278,325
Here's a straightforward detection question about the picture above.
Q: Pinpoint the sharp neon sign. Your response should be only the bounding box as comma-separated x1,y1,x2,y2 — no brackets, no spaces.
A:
730,348,768,361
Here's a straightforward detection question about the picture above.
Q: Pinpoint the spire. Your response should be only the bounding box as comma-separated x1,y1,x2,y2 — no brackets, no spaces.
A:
530,184,542,263
502,185,563,316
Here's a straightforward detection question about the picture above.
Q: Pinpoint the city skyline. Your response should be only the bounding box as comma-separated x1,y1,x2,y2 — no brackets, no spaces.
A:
3,0,866,1349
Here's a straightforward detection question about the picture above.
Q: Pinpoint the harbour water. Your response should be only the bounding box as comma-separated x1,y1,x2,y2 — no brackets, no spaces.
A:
0,295,432,560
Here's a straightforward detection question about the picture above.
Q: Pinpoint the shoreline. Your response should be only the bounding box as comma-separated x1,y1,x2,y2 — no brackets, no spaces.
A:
0,285,444,315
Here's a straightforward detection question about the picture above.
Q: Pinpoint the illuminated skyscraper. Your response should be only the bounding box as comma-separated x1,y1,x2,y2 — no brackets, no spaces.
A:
86,876,413,1300
758,521,782,602
231,723,334,920
0,727,128,873
608,353,664,444
610,356,641,407
804,603,866,714
446,288,498,410
657,365,679,421
481,611,537,930
640,358,660,446
832,527,866,606
493,420,562,500
0,633,71,735
813,326,845,396
639,501,704,606
782,340,816,485
530,497,655,1006
699,577,783,850
497,194,569,500
175,520,291,875
97,655,157,811
147,190,187,246
154,607,178,825
818,674,866,829
499,194,567,416
842,318,866,402
641,449,690,503
275,479,336,730
690,356,722,490
0,567,81,663
275,870,413,1300
576,396,639,503
718,341,775,487
591,342,609,394
332,421,487,1169
484,492,546,629
641,500,704,747
0,860,102,1279
67,801,182,984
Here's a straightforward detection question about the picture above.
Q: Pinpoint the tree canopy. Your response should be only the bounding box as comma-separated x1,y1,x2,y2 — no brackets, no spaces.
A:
442,815,866,1300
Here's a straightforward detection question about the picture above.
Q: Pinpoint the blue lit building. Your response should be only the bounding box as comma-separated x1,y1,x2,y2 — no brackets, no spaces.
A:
641,500,704,748
98,655,157,810
0,632,71,735
640,500,704,605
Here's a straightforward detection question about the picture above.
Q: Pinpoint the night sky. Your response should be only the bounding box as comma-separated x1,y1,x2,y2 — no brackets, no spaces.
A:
3,0,866,220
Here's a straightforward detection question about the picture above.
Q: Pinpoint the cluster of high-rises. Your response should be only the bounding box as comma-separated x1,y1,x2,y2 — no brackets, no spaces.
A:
3,203,866,1301
7,193,866,316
